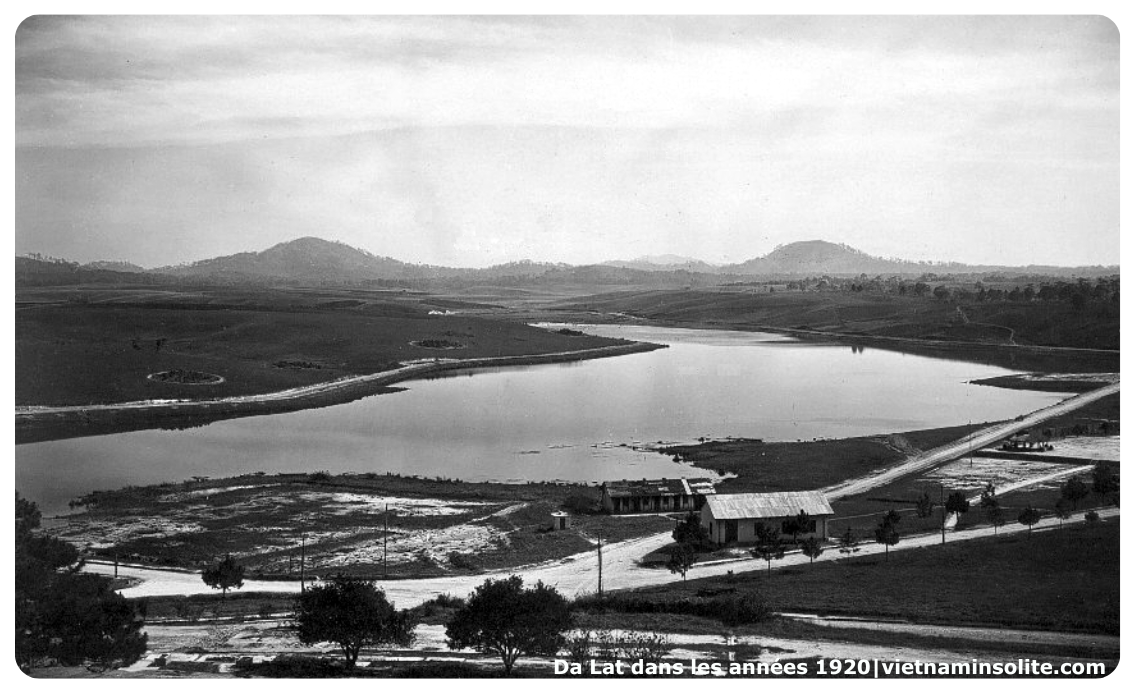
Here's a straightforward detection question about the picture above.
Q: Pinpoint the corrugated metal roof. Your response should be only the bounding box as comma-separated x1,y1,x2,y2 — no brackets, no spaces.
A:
603,478,715,498
705,491,834,520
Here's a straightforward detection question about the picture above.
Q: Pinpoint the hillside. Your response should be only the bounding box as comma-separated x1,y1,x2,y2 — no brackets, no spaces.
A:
153,237,465,284
720,240,1115,278
17,237,1118,288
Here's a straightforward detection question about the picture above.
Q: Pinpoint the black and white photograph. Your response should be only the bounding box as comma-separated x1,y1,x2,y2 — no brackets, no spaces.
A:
12,11,1121,680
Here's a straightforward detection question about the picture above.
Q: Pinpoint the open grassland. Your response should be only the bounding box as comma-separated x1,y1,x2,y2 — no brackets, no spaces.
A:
561,288,1119,368
53,472,670,577
592,519,1119,634
661,423,992,494
15,285,626,406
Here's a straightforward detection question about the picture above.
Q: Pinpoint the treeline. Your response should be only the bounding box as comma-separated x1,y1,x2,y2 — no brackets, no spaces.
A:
785,274,1120,307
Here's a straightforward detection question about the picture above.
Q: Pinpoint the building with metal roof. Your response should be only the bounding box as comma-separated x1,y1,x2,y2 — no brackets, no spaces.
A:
700,491,834,545
601,478,716,515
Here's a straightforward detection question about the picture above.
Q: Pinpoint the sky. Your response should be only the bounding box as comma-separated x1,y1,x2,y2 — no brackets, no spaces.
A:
14,15,1120,268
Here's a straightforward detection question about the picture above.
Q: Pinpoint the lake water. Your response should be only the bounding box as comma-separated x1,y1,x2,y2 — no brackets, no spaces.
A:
16,324,1072,515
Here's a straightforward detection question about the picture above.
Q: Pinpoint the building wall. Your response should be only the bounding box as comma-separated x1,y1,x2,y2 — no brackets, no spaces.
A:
603,492,699,515
700,505,830,544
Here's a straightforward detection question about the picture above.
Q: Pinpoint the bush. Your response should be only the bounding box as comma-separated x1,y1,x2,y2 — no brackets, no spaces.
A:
447,552,480,571
572,589,771,627
562,494,599,515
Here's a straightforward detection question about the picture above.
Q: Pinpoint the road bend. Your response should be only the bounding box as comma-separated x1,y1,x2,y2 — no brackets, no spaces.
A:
821,380,1119,500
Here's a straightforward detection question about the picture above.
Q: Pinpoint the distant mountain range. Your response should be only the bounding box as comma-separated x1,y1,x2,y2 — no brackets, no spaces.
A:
17,237,1118,288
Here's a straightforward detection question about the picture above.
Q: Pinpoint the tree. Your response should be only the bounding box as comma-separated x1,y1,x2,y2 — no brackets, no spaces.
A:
201,554,245,599
1017,506,1042,535
914,491,934,519
1092,463,1119,505
672,512,709,549
446,575,574,676
945,490,971,522
751,524,785,573
1054,497,1074,527
1061,477,1089,510
294,574,416,669
800,536,824,565
837,527,861,556
16,493,147,672
873,511,901,561
981,495,1005,535
666,543,696,583
1085,510,1101,524
781,510,813,545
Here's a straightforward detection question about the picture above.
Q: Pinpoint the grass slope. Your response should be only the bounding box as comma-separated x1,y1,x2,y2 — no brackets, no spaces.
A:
608,519,1119,634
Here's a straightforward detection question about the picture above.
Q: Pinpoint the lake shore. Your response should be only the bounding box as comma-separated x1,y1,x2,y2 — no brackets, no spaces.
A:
15,341,665,444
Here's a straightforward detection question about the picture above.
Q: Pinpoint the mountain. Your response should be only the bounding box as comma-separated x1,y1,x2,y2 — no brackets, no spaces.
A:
720,240,1117,278
603,254,720,273
17,237,1117,289
719,240,936,276
81,260,146,273
152,237,464,284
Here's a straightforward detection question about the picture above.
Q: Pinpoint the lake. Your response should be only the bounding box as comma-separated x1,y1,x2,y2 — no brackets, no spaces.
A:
16,324,1073,515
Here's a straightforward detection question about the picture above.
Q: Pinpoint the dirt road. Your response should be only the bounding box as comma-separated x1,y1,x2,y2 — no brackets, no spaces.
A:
86,506,1119,609
821,380,1119,500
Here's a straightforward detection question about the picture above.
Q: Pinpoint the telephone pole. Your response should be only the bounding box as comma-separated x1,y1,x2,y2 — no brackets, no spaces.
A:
383,503,389,580
300,533,306,591
596,531,603,596
940,484,946,545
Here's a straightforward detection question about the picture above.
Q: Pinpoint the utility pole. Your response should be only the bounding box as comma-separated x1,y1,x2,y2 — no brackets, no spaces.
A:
596,531,603,596
383,503,389,580
300,533,306,591
940,484,946,545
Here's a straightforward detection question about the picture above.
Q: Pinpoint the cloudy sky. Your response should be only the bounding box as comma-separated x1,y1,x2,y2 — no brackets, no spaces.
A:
15,15,1119,268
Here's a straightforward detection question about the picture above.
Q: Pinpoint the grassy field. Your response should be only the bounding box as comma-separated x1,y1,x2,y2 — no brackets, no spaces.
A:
54,472,670,577
661,422,991,494
562,288,1120,366
15,285,626,406
588,519,1119,634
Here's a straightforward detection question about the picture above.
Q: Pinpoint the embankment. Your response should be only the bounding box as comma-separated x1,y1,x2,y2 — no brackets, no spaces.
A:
16,341,665,444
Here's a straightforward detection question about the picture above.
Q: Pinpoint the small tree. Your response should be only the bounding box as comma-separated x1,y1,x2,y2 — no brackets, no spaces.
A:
672,512,709,549
800,536,824,565
1061,477,1089,511
294,575,416,669
751,524,785,574
1054,497,1074,527
837,527,861,556
201,554,245,599
982,496,1005,535
873,511,901,561
914,491,934,519
1085,510,1101,524
666,543,696,583
945,490,971,523
781,510,812,545
1016,506,1042,535
446,575,573,676
1092,462,1119,504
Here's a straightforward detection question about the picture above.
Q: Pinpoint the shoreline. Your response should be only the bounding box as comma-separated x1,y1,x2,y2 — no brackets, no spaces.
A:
15,341,665,444
557,314,1120,374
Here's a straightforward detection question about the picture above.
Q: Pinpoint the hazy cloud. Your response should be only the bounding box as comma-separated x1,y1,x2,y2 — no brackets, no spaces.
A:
15,15,1119,267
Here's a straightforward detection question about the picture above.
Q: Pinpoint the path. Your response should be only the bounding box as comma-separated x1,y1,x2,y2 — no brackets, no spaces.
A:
15,342,660,416
85,507,1120,609
821,380,1119,500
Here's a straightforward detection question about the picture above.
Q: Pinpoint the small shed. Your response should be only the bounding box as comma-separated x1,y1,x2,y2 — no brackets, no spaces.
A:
551,511,571,531
701,491,834,545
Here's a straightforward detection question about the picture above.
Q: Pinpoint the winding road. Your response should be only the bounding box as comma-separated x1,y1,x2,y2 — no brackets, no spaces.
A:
75,377,1119,609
